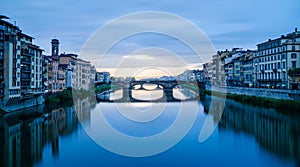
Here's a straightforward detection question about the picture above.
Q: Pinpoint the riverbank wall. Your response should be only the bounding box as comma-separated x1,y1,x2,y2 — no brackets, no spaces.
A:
1,94,45,112
207,86,300,101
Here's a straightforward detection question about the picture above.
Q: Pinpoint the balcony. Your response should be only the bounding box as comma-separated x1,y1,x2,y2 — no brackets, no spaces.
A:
257,79,282,82
21,58,31,65
21,67,31,73
21,78,31,82
21,49,31,57
21,75,31,81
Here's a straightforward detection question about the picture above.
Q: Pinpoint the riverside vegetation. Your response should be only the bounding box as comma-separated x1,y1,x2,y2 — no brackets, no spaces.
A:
179,83,300,113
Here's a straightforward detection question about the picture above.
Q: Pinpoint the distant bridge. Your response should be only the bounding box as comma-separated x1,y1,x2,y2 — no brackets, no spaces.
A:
95,80,205,102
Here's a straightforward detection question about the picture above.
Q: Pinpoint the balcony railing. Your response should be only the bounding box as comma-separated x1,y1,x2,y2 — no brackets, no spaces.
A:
21,77,31,81
21,49,31,57
21,67,31,73
21,58,31,65
257,79,282,82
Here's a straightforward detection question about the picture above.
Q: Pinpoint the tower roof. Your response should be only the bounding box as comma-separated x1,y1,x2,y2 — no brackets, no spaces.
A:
51,39,60,44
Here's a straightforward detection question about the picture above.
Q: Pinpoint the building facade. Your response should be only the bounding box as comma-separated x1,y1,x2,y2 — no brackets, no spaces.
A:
254,28,300,89
0,16,44,109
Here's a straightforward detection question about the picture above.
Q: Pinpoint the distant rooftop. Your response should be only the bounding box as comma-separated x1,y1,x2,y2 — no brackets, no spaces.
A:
0,15,9,20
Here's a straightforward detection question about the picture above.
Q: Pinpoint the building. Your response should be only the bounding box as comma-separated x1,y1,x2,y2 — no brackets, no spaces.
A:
19,33,43,94
222,49,244,86
96,72,110,83
254,28,300,89
46,40,95,92
220,48,256,87
59,53,77,88
50,39,60,92
241,52,255,87
42,55,51,92
58,64,66,90
0,15,44,110
74,58,93,90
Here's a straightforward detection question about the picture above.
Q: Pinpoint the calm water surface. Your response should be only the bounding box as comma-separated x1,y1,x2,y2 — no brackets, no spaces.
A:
0,90,299,167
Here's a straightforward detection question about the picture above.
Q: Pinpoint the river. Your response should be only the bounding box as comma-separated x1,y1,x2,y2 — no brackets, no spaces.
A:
0,88,299,167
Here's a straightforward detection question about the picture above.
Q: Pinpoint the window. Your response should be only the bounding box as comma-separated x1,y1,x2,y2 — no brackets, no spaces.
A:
292,61,297,68
292,46,295,51
282,54,286,59
291,53,297,59
278,62,281,69
283,62,286,68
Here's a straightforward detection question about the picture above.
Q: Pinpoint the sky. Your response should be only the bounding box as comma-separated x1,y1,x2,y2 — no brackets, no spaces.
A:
1,0,300,77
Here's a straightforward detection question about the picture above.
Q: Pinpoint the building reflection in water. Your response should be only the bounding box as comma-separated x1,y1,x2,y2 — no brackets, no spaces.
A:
1,94,299,166
0,96,95,167
203,95,300,161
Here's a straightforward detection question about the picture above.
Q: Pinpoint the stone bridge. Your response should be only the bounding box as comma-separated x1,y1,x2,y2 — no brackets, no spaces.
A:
95,80,205,102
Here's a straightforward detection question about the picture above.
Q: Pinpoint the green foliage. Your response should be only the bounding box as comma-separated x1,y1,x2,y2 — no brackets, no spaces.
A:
95,84,121,93
202,90,300,114
180,84,199,93
45,89,73,106
57,89,73,100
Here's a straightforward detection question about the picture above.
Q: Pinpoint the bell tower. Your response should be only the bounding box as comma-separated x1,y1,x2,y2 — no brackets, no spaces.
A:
51,39,59,56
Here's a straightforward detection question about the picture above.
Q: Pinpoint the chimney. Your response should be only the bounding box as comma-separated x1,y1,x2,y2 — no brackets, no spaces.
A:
295,28,298,32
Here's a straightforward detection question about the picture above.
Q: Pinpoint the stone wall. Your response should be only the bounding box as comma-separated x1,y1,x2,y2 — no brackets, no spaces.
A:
208,86,300,101
1,95,45,112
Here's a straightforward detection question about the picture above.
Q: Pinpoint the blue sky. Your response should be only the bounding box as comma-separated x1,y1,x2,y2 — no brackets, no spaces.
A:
1,0,300,76
2,0,299,54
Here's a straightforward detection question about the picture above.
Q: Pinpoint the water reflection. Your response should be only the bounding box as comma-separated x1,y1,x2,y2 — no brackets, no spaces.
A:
203,95,300,161
0,94,299,166
0,97,96,167
132,89,164,101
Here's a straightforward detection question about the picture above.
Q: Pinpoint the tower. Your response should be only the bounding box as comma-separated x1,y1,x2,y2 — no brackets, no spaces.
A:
51,39,59,56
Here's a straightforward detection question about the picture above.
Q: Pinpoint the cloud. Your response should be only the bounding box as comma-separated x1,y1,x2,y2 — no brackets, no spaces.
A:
1,0,299,64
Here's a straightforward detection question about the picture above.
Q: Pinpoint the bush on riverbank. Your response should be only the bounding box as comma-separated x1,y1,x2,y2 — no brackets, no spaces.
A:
95,84,121,93
180,84,199,93
45,88,73,107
